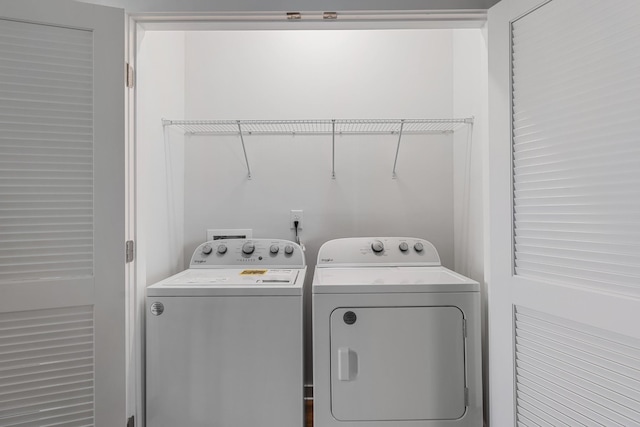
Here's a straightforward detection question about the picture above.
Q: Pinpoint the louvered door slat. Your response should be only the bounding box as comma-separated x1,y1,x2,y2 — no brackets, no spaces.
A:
0,306,94,426
0,16,94,282
512,0,640,296
515,306,640,425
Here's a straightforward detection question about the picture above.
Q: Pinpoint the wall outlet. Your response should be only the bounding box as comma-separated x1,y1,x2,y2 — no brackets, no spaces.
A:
290,210,303,230
206,228,252,241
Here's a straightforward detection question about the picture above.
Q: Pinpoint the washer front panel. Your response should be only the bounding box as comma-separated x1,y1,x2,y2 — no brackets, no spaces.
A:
146,295,302,427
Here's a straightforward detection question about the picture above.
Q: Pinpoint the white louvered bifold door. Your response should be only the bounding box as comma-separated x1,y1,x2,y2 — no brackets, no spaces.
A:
488,1,640,426
0,1,125,426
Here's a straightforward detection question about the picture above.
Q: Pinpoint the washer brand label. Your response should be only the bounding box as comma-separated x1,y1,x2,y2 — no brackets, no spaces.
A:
150,302,164,316
193,259,206,264
321,258,334,262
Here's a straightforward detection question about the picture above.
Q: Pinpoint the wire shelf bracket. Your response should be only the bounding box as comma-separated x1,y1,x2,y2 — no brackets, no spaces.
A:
392,120,405,179
162,118,474,179
236,120,252,179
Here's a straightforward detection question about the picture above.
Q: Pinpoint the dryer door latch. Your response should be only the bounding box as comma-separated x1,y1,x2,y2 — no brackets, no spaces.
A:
338,347,358,381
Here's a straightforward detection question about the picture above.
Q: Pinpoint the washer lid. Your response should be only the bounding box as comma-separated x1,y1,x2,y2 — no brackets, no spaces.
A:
147,267,306,296
312,266,478,294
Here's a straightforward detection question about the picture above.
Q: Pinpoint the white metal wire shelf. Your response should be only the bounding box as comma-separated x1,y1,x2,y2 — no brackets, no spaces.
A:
162,118,473,179
162,118,471,135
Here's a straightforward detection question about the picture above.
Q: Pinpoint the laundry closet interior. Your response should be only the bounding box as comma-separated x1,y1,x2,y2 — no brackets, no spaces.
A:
134,14,488,410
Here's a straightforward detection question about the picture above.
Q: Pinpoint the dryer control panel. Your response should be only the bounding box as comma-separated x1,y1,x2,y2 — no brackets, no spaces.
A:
190,239,305,268
317,237,440,267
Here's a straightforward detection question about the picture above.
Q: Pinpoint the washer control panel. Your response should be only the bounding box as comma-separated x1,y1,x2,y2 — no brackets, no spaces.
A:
190,239,305,268
317,237,440,267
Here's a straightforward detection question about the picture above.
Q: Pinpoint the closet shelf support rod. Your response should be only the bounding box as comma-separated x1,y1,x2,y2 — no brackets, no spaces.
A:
331,120,336,179
392,120,405,179
237,121,252,179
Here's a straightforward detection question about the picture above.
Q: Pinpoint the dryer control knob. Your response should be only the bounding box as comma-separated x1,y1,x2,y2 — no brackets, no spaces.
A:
371,240,385,253
242,242,255,255
414,242,424,252
399,242,409,252
202,244,213,255
284,245,294,255
217,244,227,254
270,245,279,254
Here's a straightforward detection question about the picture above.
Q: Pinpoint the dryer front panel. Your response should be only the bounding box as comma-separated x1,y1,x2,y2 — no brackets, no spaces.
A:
330,306,466,421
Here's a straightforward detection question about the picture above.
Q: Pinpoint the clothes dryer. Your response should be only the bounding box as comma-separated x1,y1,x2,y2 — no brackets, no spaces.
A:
146,239,306,427
312,237,482,427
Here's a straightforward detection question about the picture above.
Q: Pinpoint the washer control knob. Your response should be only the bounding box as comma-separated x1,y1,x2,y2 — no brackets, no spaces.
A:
270,244,279,254
284,245,294,255
242,242,255,255
217,244,227,254
414,242,424,252
201,244,213,255
399,242,409,252
371,240,384,253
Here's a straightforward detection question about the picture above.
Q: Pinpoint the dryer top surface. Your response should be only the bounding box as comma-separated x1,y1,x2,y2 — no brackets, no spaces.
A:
312,266,478,294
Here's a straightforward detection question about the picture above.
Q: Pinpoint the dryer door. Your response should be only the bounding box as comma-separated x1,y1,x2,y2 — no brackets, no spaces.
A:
330,306,467,421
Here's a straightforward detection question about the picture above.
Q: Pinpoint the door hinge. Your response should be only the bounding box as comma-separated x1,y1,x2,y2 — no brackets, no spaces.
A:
127,415,134,427
125,240,135,263
463,319,467,338
464,387,469,406
126,63,134,88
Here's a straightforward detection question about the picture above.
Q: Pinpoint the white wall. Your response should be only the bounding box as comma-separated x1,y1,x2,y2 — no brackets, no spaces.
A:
136,31,185,286
453,30,486,284
182,29,456,266
182,30,456,257
453,27,488,426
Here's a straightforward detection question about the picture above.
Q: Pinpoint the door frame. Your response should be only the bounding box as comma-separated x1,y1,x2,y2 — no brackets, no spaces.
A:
124,10,488,426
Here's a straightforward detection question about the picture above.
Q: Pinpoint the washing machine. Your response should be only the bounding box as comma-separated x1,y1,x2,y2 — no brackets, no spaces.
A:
312,237,482,427
146,238,306,427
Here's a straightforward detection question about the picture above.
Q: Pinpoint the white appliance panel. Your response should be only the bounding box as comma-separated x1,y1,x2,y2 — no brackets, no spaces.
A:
330,306,466,421
146,239,305,427
316,237,441,267
147,267,304,296
312,238,482,427
313,266,478,294
146,295,303,427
